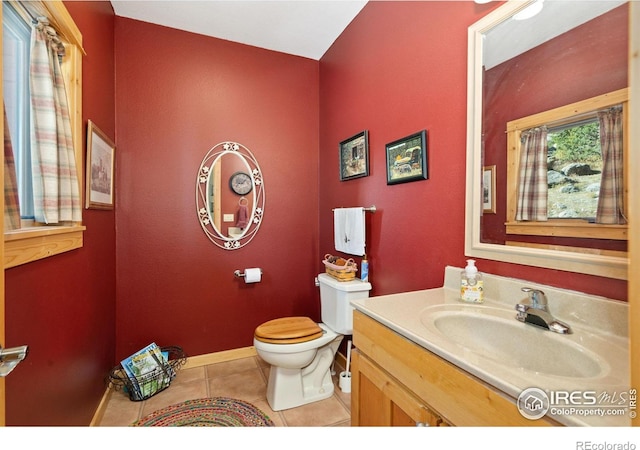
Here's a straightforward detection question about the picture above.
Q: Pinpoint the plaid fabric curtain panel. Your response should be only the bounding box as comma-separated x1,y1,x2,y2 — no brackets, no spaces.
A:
516,126,548,222
596,106,626,224
29,18,81,224
3,106,21,231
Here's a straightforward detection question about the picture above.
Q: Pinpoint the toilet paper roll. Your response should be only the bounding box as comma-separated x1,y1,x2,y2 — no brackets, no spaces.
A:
244,268,262,283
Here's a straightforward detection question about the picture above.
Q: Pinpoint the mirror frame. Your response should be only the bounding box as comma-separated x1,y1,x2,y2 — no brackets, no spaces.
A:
465,0,628,280
196,141,265,250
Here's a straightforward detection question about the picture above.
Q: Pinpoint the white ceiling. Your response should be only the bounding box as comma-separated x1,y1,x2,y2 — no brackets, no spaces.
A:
110,0,368,60
110,1,626,65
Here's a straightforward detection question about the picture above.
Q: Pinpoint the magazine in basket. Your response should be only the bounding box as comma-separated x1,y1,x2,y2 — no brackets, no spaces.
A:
120,342,175,399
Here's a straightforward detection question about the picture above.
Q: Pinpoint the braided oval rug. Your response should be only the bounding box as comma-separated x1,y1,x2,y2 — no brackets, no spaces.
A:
132,397,275,427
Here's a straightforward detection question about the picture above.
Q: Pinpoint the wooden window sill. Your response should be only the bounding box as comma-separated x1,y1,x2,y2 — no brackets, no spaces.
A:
4,224,86,269
505,221,627,240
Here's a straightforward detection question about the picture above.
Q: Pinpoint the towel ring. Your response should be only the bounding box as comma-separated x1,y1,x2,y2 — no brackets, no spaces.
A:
239,197,249,206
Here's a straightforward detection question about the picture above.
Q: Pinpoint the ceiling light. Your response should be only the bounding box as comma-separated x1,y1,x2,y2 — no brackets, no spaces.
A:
513,0,544,21
474,0,493,4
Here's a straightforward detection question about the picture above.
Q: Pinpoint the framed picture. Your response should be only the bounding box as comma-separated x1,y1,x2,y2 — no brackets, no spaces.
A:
339,130,369,181
483,165,496,214
86,120,115,209
385,130,428,185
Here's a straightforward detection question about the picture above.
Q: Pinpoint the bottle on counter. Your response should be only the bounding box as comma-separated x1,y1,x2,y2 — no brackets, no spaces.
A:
361,255,369,282
460,259,483,303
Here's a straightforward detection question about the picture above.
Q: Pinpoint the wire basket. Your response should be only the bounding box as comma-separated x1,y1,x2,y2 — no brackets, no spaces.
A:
108,346,187,401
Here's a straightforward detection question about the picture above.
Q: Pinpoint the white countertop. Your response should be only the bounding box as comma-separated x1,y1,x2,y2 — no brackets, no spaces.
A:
350,268,630,427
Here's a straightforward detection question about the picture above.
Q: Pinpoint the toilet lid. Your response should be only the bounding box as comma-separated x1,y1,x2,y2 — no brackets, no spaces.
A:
254,317,324,344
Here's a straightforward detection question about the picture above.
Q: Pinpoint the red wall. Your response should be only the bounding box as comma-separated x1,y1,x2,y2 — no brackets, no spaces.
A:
4,1,116,425
114,19,320,360
319,1,627,301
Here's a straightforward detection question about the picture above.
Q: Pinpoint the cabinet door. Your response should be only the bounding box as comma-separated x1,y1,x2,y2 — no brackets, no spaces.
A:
351,350,444,426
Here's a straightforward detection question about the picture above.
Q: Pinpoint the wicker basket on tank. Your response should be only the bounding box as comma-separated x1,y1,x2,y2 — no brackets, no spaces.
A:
322,254,358,281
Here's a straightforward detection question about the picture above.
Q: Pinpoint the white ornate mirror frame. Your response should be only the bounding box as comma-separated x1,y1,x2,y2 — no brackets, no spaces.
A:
196,142,265,250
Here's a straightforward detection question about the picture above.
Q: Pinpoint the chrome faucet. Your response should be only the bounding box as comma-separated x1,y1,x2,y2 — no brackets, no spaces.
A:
515,287,572,334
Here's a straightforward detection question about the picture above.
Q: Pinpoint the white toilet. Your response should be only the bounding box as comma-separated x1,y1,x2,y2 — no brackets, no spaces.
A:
253,273,372,411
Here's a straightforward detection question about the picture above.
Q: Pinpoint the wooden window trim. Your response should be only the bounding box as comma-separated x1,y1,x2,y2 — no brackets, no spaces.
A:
505,88,629,241
4,224,86,269
3,0,85,269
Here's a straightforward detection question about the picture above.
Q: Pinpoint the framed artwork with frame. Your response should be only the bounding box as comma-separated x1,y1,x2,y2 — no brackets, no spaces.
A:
483,165,496,214
385,130,428,185
86,120,115,210
339,130,369,181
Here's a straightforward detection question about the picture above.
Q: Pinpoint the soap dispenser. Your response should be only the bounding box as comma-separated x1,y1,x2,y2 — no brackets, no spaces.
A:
460,259,484,303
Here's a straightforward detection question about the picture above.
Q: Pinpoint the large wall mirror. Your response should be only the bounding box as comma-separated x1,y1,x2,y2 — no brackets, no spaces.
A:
196,142,265,250
465,0,630,280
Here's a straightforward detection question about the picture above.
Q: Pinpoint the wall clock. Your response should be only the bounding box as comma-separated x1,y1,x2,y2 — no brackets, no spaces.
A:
229,171,253,195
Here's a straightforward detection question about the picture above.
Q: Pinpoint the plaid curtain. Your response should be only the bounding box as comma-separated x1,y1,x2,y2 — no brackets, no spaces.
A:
4,105,21,231
29,18,81,224
596,106,626,224
515,127,548,221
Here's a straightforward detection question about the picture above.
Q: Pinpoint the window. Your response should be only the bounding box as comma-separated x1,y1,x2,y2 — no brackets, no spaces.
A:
2,1,85,268
547,118,602,220
505,88,628,242
3,1,34,219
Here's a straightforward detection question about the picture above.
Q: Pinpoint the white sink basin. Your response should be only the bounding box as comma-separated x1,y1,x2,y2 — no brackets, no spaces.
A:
350,282,630,426
419,304,605,378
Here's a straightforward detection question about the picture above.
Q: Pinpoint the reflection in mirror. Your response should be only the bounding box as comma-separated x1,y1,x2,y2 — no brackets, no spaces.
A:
196,142,265,250
465,0,629,279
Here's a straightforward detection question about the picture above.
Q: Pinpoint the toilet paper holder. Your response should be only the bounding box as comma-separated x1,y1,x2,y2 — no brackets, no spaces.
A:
234,269,262,278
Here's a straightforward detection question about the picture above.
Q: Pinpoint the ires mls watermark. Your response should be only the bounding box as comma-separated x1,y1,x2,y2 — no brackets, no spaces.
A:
517,387,637,420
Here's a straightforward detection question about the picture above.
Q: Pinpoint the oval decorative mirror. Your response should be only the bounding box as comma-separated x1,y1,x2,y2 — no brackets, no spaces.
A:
465,0,630,279
196,142,265,250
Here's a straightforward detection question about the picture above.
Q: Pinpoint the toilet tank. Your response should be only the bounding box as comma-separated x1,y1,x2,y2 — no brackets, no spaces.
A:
317,273,372,334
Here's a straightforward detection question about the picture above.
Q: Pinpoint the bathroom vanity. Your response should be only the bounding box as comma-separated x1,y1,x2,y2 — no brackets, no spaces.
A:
350,267,630,427
351,310,556,426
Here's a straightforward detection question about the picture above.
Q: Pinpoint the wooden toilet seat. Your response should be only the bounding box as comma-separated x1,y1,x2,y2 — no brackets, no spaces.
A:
254,317,324,344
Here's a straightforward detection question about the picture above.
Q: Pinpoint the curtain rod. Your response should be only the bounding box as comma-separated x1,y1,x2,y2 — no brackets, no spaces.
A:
11,1,87,55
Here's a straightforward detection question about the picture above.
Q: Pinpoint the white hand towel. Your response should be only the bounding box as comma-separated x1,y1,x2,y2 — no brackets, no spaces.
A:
334,207,366,256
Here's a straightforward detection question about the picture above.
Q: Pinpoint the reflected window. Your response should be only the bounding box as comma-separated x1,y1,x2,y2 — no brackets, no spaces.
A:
505,89,628,242
547,118,602,220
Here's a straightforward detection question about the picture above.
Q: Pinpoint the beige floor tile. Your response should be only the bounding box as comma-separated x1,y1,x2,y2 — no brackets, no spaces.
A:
255,355,269,368
258,362,270,381
280,396,350,427
98,390,142,426
172,366,205,385
333,381,351,412
207,368,267,404
206,357,259,379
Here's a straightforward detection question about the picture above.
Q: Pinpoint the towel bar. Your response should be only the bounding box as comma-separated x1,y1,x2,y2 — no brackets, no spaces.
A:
332,205,376,213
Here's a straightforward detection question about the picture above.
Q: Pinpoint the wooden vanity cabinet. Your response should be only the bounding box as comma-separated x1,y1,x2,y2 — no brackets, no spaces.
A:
351,350,447,426
351,310,560,427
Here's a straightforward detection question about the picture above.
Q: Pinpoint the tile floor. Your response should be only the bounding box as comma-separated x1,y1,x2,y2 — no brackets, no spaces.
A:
97,355,351,427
